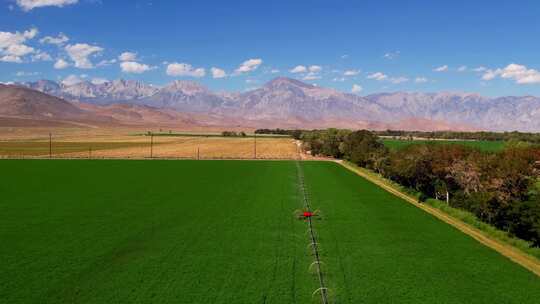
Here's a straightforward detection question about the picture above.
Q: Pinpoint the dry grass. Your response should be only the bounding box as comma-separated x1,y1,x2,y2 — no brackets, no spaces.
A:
0,127,299,159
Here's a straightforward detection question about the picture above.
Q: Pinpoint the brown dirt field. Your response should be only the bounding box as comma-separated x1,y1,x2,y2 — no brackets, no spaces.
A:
338,160,540,277
0,127,299,159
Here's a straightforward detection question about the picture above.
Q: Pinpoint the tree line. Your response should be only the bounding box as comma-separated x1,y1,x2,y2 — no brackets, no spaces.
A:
301,129,540,247
375,130,540,143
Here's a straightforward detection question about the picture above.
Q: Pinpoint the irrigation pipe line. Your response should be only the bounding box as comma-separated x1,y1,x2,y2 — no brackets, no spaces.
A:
295,161,330,304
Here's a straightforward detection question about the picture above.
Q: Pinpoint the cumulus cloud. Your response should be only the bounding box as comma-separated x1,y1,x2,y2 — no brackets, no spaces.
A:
351,84,363,94
40,33,69,45
211,67,226,79
118,52,137,62
65,43,103,69
343,69,360,76
16,0,78,11
120,61,153,74
415,77,428,83
367,72,388,81
309,65,322,73
5,44,34,56
457,65,467,72
61,74,83,86
290,65,307,73
54,58,69,69
234,58,262,74
166,62,205,77
31,51,52,62
482,63,540,84
0,28,39,63
433,65,449,72
0,28,38,49
1,55,23,63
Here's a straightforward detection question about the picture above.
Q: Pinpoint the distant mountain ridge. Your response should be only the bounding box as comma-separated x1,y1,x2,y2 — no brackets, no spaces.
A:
13,77,540,131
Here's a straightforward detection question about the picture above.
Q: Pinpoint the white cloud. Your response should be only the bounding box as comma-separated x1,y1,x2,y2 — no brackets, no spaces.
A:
473,66,487,72
457,65,467,72
120,61,153,74
290,65,307,73
344,69,360,76
211,67,226,79
433,65,449,72
367,72,388,81
481,69,499,81
270,69,280,74
65,43,103,69
40,33,69,45
54,58,70,69
118,52,137,62
0,28,37,49
389,76,409,84
303,73,321,80
0,28,39,63
166,62,205,77
5,44,34,56
341,54,349,59
383,51,400,60
0,55,23,63
96,58,117,67
415,77,428,83
16,0,78,11
91,78,108,85
15,71,40,77
61,74,83,86
333,77,346,82
31,51,52,61
482,63,540,84
234,58,262,74
309,65,322,73
351,84,363,94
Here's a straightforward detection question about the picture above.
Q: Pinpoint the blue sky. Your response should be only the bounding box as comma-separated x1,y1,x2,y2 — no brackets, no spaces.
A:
1,0,540,96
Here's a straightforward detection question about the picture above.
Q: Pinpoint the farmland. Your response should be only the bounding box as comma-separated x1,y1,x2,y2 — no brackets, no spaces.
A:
381,138,507,152
0,160,539,303
0,128,298,159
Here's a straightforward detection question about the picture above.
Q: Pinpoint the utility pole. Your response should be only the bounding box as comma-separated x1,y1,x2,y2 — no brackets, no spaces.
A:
254,132,257,159
49,132,52,159
197,147,200,160
150,132,154,158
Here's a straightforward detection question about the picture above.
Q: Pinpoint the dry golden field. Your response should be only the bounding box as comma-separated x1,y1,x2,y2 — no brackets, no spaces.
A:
0,127,299,159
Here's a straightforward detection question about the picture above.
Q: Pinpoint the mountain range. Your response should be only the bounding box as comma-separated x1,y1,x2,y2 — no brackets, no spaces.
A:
3,77,540,131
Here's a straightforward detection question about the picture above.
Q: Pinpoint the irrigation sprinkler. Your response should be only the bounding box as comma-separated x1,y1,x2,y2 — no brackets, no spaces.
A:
308,261,326,273
312,288,329,300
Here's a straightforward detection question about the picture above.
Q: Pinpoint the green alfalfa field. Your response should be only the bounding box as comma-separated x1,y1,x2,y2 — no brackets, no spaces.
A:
0,160,538,303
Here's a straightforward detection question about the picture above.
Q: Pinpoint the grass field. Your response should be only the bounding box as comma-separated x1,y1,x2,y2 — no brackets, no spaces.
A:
0,160,538,303
381,138,507,152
